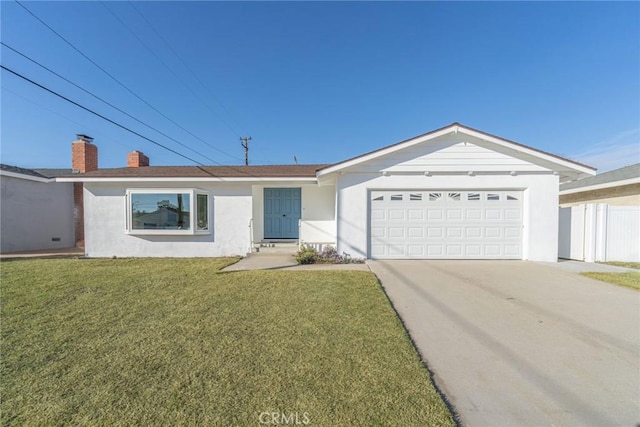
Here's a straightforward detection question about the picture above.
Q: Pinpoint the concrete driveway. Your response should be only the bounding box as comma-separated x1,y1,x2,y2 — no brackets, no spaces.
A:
368,260,640,426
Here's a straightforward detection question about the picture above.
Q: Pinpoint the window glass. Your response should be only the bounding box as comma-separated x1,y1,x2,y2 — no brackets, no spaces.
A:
487,193,500,201
507,195,518,201
468,193,480,201
448,192,461,201
131,193,191,230
429,192,441,201
390,194,403,201
197,194,208,231
410,193,422,201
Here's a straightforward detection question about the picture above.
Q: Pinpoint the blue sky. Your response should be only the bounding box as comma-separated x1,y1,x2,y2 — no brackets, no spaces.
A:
1,1,638,172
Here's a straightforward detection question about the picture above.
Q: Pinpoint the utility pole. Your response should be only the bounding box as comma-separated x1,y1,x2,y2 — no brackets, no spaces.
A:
240,137,252,166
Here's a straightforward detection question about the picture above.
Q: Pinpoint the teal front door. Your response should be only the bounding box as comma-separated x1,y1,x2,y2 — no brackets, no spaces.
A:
264,188,301,239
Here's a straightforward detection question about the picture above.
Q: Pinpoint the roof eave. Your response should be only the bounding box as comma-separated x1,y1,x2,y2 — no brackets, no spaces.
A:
55,176,319,183
559,177,640,195
0,169,54,183
317,123,597,178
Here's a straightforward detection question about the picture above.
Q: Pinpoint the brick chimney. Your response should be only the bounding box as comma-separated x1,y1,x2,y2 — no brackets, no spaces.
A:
72,134,98,173
72,134,98,249
127,151,149,167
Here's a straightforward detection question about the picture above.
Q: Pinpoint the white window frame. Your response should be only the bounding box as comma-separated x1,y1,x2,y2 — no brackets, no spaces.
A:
125,188,211,235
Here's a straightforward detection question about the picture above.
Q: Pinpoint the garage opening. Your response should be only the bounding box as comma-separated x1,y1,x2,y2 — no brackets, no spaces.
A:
369,190,523,259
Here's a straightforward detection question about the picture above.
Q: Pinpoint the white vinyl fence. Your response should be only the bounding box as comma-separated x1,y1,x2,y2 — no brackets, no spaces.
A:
559,204,640,262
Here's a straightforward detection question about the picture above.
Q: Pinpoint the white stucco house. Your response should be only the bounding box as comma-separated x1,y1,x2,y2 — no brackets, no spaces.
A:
559,163,640,207
58,123,596,261
0,164,75,252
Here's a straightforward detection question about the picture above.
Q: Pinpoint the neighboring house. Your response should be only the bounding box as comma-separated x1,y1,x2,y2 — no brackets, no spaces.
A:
558,164,640,262
132,205,191,230
0,164,74,252
559,163,640,206
58,123,595,261
0,134,100,253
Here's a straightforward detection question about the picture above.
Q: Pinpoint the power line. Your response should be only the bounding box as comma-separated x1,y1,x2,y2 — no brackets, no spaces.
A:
1,86,132,152
15,1,241,162
1,42,223,165
2,64,273,181
100,1,245,160
1,64,205,166
128,1,249,138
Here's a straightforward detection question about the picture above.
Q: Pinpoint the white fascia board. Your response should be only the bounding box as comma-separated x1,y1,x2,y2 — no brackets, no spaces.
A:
0,170,54,183
55,176,318,183
559,177,640,195
460,127,596,176
317,126,455,177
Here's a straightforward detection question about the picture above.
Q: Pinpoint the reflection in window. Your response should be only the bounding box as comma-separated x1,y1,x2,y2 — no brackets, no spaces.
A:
197,194,208,231
448,192,461,201
132,193,191,230
372,195,384,201
468,193,480,201
391,194,403,201
127,190,210,234
410,193,422,201
507,195,518,201
429,193,441,201
487,193,500,201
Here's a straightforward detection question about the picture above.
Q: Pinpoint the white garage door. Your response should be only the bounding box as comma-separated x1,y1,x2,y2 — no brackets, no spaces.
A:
369,190,523,259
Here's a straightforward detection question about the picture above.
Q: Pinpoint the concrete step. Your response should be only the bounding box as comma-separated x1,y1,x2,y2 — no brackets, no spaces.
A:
253,242,299,254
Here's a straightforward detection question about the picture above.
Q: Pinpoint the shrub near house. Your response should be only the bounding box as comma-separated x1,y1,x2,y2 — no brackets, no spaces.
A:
295,246,365,265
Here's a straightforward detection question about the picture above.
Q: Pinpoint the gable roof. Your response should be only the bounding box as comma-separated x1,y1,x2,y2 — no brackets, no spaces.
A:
317,122,596,178
560,163,640,194
57,164,327,182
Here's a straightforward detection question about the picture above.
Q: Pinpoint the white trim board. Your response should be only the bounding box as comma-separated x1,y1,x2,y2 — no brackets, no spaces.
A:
560,177,640,195
0,170,54,183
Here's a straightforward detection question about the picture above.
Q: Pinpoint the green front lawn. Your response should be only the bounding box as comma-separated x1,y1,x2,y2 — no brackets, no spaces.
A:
600,261,640,270
581,271,640,291
1,258,453,426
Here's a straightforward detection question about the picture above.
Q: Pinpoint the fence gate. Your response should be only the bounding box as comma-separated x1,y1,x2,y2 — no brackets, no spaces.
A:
558,204,640,262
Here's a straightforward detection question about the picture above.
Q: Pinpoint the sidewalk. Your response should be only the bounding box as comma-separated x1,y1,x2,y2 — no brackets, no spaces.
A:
0,247,84,260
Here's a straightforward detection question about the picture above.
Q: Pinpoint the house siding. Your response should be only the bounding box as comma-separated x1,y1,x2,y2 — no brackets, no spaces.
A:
84,182,253,257
0,175,75,252
559,183,640,206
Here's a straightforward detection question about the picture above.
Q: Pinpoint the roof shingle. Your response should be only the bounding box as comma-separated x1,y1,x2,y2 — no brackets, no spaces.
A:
58,164,328,179
560,163,640,191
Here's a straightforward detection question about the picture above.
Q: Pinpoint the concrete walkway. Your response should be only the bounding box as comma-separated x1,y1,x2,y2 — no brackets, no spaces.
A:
221,253,370,271
368,260,640,427
538,259,638,273
0,247,84,260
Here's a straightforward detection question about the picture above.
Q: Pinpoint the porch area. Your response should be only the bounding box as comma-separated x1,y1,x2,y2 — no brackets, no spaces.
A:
248,184,337,254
